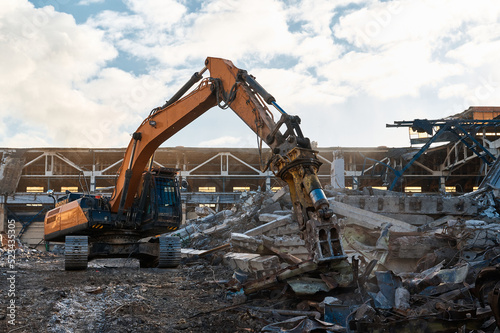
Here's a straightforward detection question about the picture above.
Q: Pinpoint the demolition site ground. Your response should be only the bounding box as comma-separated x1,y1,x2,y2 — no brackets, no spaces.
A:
1,255,273,333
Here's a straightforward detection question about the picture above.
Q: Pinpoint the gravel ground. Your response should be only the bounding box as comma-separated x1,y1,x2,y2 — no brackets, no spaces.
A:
1,253,271,333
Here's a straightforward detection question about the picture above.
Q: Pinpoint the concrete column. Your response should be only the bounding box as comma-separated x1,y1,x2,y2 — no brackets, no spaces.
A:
90,166,96,192
353,177,359,190
440,176,446,193
181,203,187,225
331,150,345,189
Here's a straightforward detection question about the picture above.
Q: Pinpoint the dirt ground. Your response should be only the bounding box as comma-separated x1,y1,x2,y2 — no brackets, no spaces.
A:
1,252,283,333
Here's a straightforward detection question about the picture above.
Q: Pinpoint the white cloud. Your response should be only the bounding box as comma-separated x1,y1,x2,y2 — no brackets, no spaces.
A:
125,0,186,29
78,0,105,5
0,0,140,147
446,36,500,68
198,136,242,147
87,10,145,41
253,67,351,111
286,0,367,36
326,41,464,99
438,84,469,99
334,0,500,49
183,0,295,63
327,0,500,104
2,0,500,149
88,0,297,66
1,132,51,148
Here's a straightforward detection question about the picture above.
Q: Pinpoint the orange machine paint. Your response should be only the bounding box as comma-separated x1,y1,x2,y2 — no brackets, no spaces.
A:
44,200,88,239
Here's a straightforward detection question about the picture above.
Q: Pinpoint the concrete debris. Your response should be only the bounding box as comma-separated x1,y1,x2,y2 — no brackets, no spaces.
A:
287,277,331,295
1,231,21,249
8,184,500,332
260,315,344,332
194,205,216,217
333,193,479,219
443,219,500,250
160,185,500,331
244,214,295,237
223,252,280,279
1,236,57,267
220,185,500,332
394,287,410,310
329,200,418,233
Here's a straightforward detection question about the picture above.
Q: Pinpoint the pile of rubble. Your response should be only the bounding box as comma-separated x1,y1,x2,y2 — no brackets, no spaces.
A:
0,233,58,268
4,184,500,331
170,185,500,332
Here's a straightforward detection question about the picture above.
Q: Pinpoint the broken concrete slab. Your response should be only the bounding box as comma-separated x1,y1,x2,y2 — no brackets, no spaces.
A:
201,222,231,235
443,219,500,250
0,150,25,195
223,252,280,277
267,223,300,236
194,205,216,217
272,209,294,216
224,252,262,271
180,248,205,258
258,202,282,215
333,194,478,216
329,200,418,232
248,255,282,274
170,223,202,240
272,236,308,259
231,233,309,261
258,213,284,223
231,233,264,253
258,236,304,265
271,187,288,202
422,215,457,230
244,215,293,237
287,277,330,295
389,234,451,259
243,261,318,295
382,213,434,226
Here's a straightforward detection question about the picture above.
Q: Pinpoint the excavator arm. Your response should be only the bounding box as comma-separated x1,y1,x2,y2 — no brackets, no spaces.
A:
110,57,345,263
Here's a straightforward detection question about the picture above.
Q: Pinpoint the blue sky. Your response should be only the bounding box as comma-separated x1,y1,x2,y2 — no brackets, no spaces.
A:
1,0,499,148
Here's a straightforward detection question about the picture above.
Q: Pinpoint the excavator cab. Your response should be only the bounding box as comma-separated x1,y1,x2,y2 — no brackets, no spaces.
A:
135,167,182,234
154,176,181,221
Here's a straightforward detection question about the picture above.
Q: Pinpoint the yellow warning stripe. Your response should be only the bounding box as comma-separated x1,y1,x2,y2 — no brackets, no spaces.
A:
164,226,179,231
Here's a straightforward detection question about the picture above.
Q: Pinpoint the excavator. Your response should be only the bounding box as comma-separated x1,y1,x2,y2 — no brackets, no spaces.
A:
44,57,346,272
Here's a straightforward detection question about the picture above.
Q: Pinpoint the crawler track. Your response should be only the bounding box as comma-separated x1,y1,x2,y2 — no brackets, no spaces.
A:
64,236,89,270
158,236,181,268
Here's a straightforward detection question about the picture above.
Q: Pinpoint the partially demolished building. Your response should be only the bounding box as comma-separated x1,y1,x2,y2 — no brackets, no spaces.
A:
2,106,500,244
2,106,500,331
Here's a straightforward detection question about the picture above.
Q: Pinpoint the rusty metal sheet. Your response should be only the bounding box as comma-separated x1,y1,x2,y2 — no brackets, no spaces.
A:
0,150,25,195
